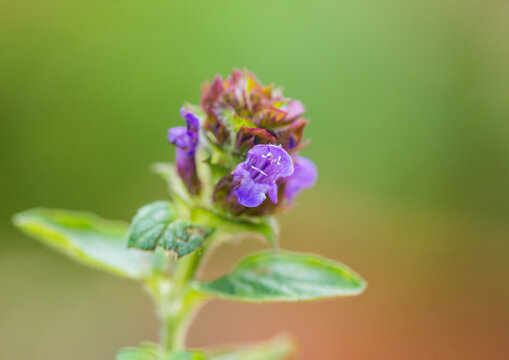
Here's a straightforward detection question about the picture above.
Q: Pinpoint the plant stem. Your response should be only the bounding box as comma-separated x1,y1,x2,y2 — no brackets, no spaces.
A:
147,248,207,359
159,298,189,354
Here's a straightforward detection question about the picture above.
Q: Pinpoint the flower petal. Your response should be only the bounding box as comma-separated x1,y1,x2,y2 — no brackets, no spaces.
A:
168,127,188,149
284,156,317,201
234,170,274,207
167,109,201,194
232,145,294,207
268,183,279,203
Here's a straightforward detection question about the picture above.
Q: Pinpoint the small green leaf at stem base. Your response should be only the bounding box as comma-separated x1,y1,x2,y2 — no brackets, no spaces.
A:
116,336,294,360
194,250,366,302
127,201,210,257
116,344,207,360
207,335,296,360
127,201,174,250
116,343,158,360
161,220,212,257
168,350,208,360
12,208,156,279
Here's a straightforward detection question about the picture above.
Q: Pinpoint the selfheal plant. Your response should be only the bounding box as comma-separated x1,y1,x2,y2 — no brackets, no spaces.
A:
12,69,365,360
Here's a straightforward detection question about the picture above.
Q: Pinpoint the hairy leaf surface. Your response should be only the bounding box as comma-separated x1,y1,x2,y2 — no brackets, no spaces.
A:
128,201,209,257
13,208,156,279
195,250,366,302
127,201,174,250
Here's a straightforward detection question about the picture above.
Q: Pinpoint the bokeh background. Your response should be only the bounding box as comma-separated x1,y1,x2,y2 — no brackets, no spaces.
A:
1,0,508,359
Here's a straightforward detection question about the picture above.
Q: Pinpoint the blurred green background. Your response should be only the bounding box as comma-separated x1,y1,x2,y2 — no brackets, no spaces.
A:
1,0,508,359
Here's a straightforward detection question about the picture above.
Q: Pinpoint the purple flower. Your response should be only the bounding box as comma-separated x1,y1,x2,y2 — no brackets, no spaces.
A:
284,156,317,201
168,108,201,194
232,145,294,207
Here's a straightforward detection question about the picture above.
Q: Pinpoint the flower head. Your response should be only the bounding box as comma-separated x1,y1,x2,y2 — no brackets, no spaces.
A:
232,145,294,207
168,70,317,216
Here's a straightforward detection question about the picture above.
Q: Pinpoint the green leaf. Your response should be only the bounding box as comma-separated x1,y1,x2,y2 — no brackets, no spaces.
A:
160,220,211,257
127,201,175,250
128,201,211,257
195,250,366,302
116,345,207,360
208,335,295,360
168,350,208,360
116,343,158,360
12,208,156,280
191,207,278,248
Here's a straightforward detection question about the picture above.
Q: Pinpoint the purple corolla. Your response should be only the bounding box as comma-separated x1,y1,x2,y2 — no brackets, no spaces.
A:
168,108,201,194
284,156,317,201
232,145,294,207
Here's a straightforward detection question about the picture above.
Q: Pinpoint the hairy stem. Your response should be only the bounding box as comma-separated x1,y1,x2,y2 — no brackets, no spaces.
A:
147,248,207,359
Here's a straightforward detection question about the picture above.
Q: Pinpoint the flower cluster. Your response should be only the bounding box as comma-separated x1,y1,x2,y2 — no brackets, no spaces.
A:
168,69,317,216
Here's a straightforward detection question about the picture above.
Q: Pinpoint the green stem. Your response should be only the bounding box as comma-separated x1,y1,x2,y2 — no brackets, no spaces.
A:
147,248,207,359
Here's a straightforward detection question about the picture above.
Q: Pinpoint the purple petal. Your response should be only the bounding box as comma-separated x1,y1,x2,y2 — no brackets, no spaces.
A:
284,156,317,201
168,108,200,155
180,107,200,134
239,144,294,182
233,145,294,207
268,183,278,203
235,175,271,207
180,107,199,155
167,108,201,194
168,127,188,148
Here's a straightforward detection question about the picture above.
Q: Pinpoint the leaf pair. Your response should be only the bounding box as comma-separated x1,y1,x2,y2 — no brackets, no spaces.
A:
10,204,279,281
126,201,279,258
13,207,366,302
